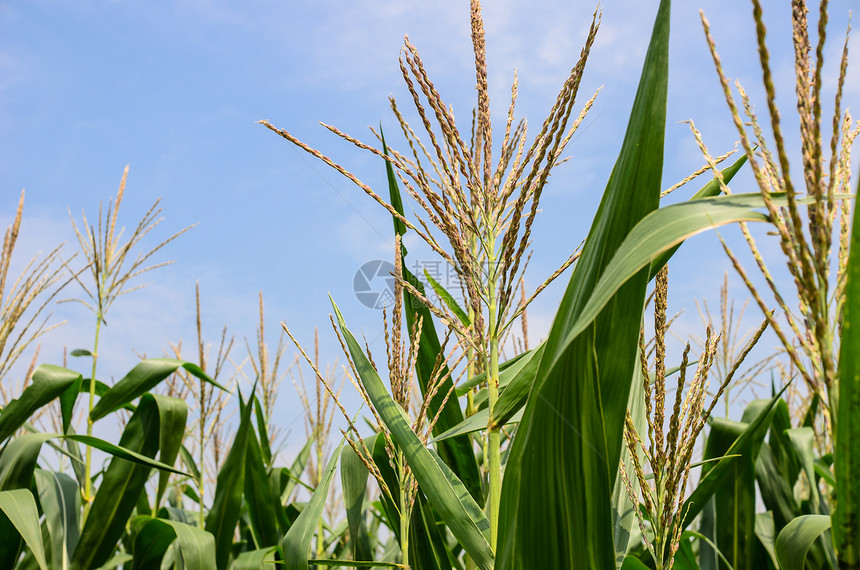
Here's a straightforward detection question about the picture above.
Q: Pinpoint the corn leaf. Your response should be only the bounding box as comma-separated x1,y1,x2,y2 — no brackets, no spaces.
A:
245,422,281,549
0,365,81,442
34,470,80,570
776,515,832,570
341,436,373,562
647,152,748,277
71,393,175,570
233,546,279,569
0,489,48,570
496,1,670,567
834,174,860,567
205,389,254,570
681,390,783,526
90,358,225,421
137,518,216,570
281,440,344,570
332,299,494,570
423,269,471,326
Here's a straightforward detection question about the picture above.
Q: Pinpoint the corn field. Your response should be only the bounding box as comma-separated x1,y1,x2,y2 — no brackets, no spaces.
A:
1,0,859,568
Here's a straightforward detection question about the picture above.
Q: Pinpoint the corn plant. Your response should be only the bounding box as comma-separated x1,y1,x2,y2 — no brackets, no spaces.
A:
0,0,857,569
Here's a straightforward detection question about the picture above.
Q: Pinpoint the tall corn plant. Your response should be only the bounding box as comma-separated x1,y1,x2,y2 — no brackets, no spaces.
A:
261,0,600,549
496,0,670,567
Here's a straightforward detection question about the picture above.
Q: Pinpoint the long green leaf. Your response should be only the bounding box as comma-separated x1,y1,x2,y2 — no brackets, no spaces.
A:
205,389,254,570
282,441,344,570
775,514,832,570
71,393,167,570
332,300,494,570
245,422,280,548
835,174,860,567
90,358,224,421
34,470,80,570
0,489,48,570
0,365,81,442
496,2,670,567
341,436,373,562
647,152,748,277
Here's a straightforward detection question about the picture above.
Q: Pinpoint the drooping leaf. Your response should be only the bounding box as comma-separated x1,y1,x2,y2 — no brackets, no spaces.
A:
0,489,48,570
135,518,216,570
775,515,832,570
0,365,81,442
332,300,494,570
90,358,225,421
496,2,670,567
647,151,748,277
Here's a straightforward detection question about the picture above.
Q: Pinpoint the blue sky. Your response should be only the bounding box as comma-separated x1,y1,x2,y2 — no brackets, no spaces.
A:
1,1,857,442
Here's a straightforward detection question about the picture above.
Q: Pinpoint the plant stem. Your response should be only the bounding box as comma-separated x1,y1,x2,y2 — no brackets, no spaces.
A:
316,428,325,560
198,381,206,529
398,450,410,569
83,311,102,510
486,240,501,550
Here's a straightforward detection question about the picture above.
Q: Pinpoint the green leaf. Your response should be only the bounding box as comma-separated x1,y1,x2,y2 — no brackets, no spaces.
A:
423,269,471,326
613,349,648,568
560,192,782,359
254,395,273,467
382,131,483,504
245,422,280,548
431,407,524,442
35,470,80,570
136,518,216,570
69,349,92,357
308,561,402,567
698,411,757,569
281,434,314,505
647,151,748,277
281,441,344,570
90,358,225,421
341,436,373,561
151,394,189,510
755,512,779,569
71,394,170,570
332,300,494,570
835,173,860,567
681,390,783,525
0,365,81,442
233,546,279,569
496,2,670,568
0,489,48,570
205,389,254,570
775,515,832,570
